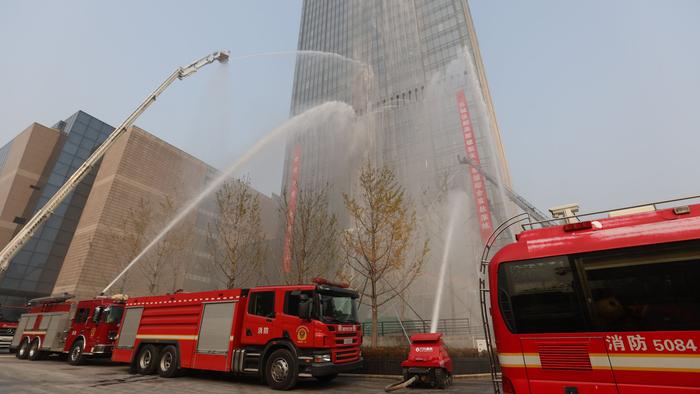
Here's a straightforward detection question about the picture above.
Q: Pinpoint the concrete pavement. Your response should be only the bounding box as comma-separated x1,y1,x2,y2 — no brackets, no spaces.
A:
0,353,493,393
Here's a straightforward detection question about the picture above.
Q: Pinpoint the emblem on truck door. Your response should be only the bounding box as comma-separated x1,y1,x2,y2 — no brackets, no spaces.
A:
296,326,309,343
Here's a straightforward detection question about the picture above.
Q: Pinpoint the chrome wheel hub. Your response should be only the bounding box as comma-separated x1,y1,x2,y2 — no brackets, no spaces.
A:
160,352,172,371
270,357,289,383
140,350,152,369
71,345,81,360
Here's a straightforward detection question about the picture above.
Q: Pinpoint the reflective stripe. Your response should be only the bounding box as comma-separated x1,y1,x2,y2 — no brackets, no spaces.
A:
500,352,700,373
135,334,198,341
609,354,700,373
523,353,541,367
498,353,525,367
22,331,46,335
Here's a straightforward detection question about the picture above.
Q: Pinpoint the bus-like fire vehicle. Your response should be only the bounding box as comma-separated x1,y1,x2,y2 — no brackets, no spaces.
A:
484,199,700,393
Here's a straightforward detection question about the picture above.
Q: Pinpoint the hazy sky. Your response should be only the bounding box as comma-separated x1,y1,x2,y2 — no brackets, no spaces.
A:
1,1,699,214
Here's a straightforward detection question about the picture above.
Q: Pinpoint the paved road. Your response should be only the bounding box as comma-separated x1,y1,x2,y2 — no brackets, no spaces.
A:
0,353,493,393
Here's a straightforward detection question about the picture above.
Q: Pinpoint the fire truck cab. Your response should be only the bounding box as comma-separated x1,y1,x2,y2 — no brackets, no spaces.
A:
0,321,17,352
112,279,363,390
12,294,125,364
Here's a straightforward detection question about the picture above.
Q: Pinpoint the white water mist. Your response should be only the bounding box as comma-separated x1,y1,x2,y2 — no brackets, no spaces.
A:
430,192,464,333
102,101,356,295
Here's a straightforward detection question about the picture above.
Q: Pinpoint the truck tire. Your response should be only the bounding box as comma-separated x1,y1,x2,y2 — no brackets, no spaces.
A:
16,339,29,359
27,339,44,361
157,345,179,378
265,348,297,390
316,373,337,383
137,344,160,375
68,340,86,365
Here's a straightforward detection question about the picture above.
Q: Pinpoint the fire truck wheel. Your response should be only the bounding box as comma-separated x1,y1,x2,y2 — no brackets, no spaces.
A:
137,344,160,375
68,340,86,365
265,348,298,390
28,339,44,361
16,339,29,359
157,345,179,378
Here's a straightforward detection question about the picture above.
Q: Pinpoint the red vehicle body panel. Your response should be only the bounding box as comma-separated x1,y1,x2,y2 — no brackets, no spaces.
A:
112,284,362,380
401,333,453,373
489,204,700,394
13,297,123,357
0,321,18,350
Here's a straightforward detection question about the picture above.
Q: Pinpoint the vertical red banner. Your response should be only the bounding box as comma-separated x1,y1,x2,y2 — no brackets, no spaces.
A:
282,145,302,273
456,90,494,242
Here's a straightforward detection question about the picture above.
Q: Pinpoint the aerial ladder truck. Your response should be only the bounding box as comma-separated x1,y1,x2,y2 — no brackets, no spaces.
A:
0,50,230,278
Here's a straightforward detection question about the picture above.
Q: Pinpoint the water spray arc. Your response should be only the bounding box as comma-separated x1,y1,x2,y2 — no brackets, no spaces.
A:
101,102,356,295
0,50,230,278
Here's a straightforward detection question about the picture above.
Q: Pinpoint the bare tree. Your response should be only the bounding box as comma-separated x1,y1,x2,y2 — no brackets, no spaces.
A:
278,184,339,284
139,196,188,295
342,160,429,347
107,197,152,294
206,178,267,289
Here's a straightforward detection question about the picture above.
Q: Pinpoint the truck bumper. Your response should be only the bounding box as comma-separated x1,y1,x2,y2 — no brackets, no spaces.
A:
85,344,113,356
308,358,364,377
0,337,13,351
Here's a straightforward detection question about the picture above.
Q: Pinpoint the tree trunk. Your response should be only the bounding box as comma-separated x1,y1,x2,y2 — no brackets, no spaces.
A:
371,296,379,347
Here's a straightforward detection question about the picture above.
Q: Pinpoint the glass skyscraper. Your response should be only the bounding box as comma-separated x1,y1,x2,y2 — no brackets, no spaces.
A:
282,0,513,320
0,111,112,319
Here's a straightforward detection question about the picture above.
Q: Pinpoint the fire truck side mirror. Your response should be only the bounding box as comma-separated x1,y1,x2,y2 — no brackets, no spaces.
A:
298,297,312,321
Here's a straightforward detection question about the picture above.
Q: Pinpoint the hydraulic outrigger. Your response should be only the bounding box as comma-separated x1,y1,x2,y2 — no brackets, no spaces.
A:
0,50,230,277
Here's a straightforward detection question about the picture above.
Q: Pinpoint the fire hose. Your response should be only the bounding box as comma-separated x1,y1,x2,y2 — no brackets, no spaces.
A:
384,375,417,392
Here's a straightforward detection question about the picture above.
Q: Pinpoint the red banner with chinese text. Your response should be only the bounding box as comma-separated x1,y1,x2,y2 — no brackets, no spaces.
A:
282,145,302,273
456,89,494,243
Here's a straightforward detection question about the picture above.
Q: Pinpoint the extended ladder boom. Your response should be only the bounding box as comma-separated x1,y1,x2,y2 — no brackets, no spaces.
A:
0,50,230,275
458,155,551,224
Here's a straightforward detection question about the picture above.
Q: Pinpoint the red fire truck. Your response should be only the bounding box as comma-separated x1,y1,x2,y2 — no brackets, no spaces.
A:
111,278,362,390
484,200,700,393
11,293,125,364
0,321,18,351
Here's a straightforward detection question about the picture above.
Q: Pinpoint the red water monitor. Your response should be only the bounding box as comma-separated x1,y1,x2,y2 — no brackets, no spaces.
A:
401,333,453,389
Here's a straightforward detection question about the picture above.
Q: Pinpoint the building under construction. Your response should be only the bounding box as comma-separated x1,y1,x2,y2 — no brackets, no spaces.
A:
281,0,514,322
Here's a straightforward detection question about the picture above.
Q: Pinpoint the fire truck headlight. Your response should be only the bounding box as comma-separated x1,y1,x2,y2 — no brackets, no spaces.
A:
314,353,331,363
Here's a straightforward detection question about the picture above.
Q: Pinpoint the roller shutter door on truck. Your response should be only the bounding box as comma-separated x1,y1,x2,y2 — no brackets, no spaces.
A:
117,308,143,349
197,302,235,354
43,313,69,351
10,315,31,348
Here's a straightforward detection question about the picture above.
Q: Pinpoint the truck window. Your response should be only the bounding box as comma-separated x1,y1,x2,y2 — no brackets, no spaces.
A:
74,308,89,324
498,257,588,333
284,291,312,317
104,305,124,324
92,306,104,323
248,292,275,318
580,241,700,331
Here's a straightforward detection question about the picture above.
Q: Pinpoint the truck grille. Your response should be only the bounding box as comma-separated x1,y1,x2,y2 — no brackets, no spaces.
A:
334,331,361,346
538,344,592,371
333,348,360,364
0,328,15,336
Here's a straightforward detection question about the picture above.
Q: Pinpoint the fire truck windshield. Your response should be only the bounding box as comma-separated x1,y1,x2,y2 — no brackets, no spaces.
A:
497,240,700,333
318,292,358,324
104,305,124,324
